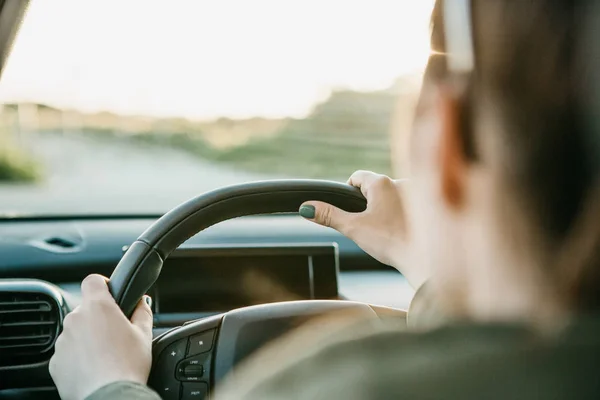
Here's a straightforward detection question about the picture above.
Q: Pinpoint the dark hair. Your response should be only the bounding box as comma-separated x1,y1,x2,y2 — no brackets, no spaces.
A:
427,0,600,310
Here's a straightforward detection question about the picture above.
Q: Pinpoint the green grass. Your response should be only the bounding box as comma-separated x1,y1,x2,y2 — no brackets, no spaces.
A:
0,148,42,182
122,129,392,179
211,134,391,178
68,127,392,179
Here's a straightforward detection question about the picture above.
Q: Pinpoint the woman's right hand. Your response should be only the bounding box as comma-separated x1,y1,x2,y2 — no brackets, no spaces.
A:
299,170,428,289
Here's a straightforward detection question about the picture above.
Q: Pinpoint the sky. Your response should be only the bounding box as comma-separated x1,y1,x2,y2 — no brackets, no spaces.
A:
0,0,434,120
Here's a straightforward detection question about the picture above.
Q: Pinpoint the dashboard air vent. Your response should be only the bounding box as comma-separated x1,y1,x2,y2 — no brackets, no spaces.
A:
0,281,64,366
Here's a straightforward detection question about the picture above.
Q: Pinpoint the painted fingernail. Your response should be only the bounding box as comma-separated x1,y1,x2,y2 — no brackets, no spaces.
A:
144,295,153,308
299,205,316,219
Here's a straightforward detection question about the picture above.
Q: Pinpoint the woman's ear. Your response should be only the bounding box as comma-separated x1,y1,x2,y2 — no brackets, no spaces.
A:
438,87,468,210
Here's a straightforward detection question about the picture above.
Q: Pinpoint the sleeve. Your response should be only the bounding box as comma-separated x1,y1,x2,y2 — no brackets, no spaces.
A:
85,381,162,400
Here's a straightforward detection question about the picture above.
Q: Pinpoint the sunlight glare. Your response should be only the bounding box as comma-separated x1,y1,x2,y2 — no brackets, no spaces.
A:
0,0,435,119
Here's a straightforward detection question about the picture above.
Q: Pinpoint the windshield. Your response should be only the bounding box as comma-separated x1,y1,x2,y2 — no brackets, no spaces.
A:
0,0,432,216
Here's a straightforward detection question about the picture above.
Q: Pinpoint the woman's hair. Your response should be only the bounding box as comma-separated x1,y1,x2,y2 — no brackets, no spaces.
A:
426,0,600,310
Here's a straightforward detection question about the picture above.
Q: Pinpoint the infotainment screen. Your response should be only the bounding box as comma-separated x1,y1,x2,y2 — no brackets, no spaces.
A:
153,244,338,313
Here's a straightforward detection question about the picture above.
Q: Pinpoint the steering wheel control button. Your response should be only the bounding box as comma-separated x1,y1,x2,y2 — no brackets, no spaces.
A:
157,382,181,400
184,365,204,377
181,382,208,400
149,337,187,399
187,329,215,356
176,353,210,381
163,338,188,372
165,338,188,360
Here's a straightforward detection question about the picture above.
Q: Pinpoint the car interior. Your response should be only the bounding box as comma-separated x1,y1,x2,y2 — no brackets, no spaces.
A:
0,1,422,399
1,181,412,399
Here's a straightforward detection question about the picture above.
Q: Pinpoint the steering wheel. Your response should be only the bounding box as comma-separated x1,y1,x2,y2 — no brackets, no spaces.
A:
108,180,402,399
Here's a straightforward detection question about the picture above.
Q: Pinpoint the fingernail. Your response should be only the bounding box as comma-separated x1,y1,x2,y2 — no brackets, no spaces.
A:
299,205,316,219
144,295,152,308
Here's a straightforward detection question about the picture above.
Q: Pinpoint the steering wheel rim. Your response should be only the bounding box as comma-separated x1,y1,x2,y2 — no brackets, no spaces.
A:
108,179,367,317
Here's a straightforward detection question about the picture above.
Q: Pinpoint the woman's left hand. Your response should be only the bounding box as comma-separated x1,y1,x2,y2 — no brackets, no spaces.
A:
49,274,153,400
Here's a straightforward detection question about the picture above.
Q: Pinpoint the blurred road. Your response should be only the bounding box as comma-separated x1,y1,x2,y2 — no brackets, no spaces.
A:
0,132,270,215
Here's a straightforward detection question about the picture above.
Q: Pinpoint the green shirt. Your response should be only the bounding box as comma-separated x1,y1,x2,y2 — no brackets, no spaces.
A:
89,319,600,400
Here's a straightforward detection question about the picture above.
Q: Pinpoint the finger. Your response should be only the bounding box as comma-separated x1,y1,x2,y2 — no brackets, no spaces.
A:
48,353,60,382
347,170,385,198
299,201,357,234
81,274,114,303
130,295,153,340
61,306,80,329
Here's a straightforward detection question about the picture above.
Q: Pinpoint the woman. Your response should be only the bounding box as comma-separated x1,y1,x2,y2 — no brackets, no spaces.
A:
50,0,600,399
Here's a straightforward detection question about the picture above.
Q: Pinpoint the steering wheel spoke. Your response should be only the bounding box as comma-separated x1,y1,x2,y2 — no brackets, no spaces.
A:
149,300,382,399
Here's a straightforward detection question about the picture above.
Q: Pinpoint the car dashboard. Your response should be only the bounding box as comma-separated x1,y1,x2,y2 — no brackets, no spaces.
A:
0,215,413,397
